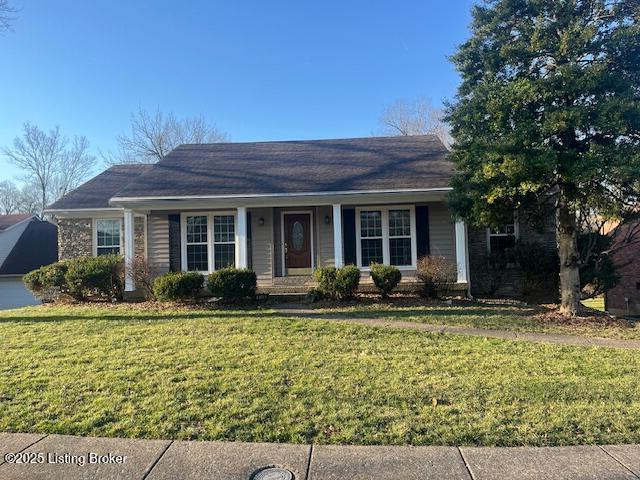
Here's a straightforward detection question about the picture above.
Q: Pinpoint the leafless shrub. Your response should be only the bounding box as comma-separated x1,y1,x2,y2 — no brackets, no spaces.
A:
416,255,457,298
130,256,156,300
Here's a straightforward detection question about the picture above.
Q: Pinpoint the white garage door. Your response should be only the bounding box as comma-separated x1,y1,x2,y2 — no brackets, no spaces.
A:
0,277,41,310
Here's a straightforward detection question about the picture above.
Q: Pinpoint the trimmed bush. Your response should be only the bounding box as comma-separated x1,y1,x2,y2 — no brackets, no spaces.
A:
314,265,361,300
307,287,325,302
416,255,456,298
152,271,204,301
314,266,337,296
64,255,124,301
370,263,401,298
207,268,257,301
23,261,69,300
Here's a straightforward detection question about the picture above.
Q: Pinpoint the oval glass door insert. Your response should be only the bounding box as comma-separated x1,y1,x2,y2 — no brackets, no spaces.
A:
292,221,304,250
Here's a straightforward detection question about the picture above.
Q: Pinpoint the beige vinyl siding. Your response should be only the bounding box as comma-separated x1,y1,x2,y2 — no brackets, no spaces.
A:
147,214,170,275
428,202,456,263
249,208,273,283
316,205,334,267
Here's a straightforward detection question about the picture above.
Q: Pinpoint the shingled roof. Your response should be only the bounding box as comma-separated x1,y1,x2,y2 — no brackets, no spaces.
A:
48,135,452,209
0,214,32,231
113,135,453,199
47,164,153,210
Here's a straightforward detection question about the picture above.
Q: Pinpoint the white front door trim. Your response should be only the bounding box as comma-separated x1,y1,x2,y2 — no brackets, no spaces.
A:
280,210,315,276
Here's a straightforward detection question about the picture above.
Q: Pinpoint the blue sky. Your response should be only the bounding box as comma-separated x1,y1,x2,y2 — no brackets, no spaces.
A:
0,0,475,182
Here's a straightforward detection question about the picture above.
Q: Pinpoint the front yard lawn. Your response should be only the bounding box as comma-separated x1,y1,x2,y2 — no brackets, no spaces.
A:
1,304,640,446
317,301,640,340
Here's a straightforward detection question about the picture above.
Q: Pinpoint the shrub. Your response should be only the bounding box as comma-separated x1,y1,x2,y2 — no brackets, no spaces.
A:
314,266,337,296
207,268,257,300
153,271,204,301
64,255,124,301
314,265,361,300
130,256,156,300
307,287,325,302
416,255,456,298
23,261,69,300
370,263,401,298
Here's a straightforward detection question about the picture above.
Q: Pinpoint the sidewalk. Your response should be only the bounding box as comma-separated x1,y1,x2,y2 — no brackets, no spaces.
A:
274,308,640,350
1,433,639,480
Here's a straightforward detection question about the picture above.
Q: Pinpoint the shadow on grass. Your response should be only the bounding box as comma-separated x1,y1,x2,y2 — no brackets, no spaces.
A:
315,307,539,319
0,310,285,324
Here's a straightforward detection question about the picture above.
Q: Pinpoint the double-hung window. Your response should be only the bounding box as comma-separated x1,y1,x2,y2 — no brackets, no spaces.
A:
488,219,518,254
388,209,412,266
213,215,235,270
183,212,236,272
95,219,121,256
357,206,416,268
185,215,209,271
359,210,384,266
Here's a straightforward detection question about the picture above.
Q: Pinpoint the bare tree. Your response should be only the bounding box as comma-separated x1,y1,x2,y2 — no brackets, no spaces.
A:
379,97,452,147
3,123,96,217
0,180,20,214
103,107,229,165
0,0,16,32
0,180,44,216
17,182,42,216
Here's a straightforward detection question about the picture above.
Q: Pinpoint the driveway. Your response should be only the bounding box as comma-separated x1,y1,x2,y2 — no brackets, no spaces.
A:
0,277,40,310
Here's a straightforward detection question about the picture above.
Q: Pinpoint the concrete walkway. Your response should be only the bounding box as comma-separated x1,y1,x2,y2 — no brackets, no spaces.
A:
1,433,639,479
274,308,640,349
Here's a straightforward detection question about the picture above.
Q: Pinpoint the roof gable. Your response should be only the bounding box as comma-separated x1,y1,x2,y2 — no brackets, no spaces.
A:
0,219,57,275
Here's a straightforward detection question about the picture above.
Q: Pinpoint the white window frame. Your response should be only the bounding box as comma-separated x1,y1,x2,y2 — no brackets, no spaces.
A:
486,216,519,254
93,217,123,257
180,211,237,273
355,205,417,271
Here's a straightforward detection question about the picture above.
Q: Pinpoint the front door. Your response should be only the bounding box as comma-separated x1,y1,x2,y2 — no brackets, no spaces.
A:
284,213,312,275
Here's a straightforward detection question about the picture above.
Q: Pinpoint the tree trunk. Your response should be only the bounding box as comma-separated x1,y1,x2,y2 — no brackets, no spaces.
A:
557,196,581,316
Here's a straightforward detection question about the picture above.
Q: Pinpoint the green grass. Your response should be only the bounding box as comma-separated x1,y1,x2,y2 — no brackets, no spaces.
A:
316,303,640,340
582,296,606,312
1,304,640,446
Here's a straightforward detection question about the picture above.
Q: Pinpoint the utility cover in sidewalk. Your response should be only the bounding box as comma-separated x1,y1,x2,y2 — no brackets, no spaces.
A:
251,466,294,480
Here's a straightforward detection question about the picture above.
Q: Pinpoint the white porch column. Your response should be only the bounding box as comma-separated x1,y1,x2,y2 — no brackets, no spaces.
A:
123,209,135,292
236,207,248,268
332,204,344,268
455,219,469,283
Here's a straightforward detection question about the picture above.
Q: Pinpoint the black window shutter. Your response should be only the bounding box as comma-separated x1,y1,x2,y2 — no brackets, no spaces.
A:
416,205,430,257
342,208,356,265
168,214,181,272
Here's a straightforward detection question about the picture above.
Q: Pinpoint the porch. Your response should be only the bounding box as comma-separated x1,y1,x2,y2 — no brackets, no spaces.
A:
120,193,470,293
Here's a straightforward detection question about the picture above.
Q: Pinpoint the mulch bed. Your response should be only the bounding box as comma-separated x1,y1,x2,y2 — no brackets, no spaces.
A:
531,304,636,329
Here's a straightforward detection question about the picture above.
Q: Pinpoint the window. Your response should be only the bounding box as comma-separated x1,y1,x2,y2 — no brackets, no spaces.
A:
96,219,121,256
213,215,235,270
488,221,517,254
359,210,383,266
182,212,236,272
388,209,412,266
356,206,416,268
186,215,209,271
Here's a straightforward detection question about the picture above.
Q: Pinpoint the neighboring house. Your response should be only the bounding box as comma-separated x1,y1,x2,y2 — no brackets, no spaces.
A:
0,214,58,309
46,135,556,296
606,222,640,316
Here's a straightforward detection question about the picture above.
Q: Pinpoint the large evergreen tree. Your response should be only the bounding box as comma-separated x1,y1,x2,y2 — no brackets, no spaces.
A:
447,0,640,315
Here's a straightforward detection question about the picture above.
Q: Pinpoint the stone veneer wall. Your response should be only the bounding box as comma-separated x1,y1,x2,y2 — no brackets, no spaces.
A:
58,218,93,259
469,214,557,298
57,216,146,260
